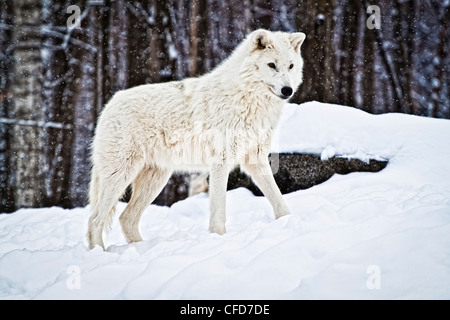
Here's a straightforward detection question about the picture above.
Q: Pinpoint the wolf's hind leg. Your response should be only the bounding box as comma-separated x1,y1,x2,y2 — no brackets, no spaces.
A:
119,167,172,243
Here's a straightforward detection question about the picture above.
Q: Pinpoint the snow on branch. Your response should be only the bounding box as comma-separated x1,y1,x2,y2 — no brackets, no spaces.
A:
123,1,154,26
0,117,73,130
41,25,97,53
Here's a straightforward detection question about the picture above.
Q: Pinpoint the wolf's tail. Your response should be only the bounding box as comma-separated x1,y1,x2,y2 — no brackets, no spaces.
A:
87,163,122,249
87,165,118,249
89,166,100,214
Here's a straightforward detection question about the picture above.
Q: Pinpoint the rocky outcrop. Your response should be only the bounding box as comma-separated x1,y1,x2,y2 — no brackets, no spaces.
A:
227,153,388,196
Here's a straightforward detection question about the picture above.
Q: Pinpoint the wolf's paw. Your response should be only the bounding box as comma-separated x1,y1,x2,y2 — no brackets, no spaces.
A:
275,210,291,219
209,224,226,235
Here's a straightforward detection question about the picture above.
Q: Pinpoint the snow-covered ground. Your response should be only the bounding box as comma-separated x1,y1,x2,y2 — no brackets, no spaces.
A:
1,101,450,300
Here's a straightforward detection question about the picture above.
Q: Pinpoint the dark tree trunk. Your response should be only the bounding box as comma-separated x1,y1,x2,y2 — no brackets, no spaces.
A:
0,0,15,212
69,5,98,207
296,0,337,104
431,0,449,118
41,0,73,207
189,0,208,76
127,1,150,87
105,0,128,96
362,10,375,113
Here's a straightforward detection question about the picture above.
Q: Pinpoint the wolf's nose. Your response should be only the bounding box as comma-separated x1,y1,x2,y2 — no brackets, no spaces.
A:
281,86,293,98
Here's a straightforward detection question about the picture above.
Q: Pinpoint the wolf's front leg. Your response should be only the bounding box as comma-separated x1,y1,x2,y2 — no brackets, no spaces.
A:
209,164,229,235
242,160,290,219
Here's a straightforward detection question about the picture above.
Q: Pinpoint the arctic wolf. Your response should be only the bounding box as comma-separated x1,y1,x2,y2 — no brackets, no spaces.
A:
88,29,306,249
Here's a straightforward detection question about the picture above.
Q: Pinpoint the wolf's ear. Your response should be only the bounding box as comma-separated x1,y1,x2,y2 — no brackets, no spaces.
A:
290,32,306,53
251,29,271,50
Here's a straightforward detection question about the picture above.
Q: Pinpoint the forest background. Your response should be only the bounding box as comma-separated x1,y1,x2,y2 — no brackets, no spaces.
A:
0,0,448,212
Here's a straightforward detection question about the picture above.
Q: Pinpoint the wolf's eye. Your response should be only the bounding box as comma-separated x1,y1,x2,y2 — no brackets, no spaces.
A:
289,64,294,70
268,63,276,69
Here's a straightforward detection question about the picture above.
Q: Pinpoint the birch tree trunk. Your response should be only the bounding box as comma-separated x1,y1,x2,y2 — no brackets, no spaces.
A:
10,0,44,209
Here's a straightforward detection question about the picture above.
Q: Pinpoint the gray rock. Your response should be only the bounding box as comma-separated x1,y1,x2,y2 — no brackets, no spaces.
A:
227,153,388,195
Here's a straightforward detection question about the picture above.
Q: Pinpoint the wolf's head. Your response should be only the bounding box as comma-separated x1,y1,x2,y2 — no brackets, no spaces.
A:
241,29,306,100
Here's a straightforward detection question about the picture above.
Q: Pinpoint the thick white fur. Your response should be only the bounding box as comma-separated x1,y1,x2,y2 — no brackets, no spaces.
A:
87,29,306,249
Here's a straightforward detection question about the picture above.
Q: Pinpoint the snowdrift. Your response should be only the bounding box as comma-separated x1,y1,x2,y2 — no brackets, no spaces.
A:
1,101,450,299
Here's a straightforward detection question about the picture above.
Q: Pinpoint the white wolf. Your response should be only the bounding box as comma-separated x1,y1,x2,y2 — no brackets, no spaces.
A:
88,29,306,249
